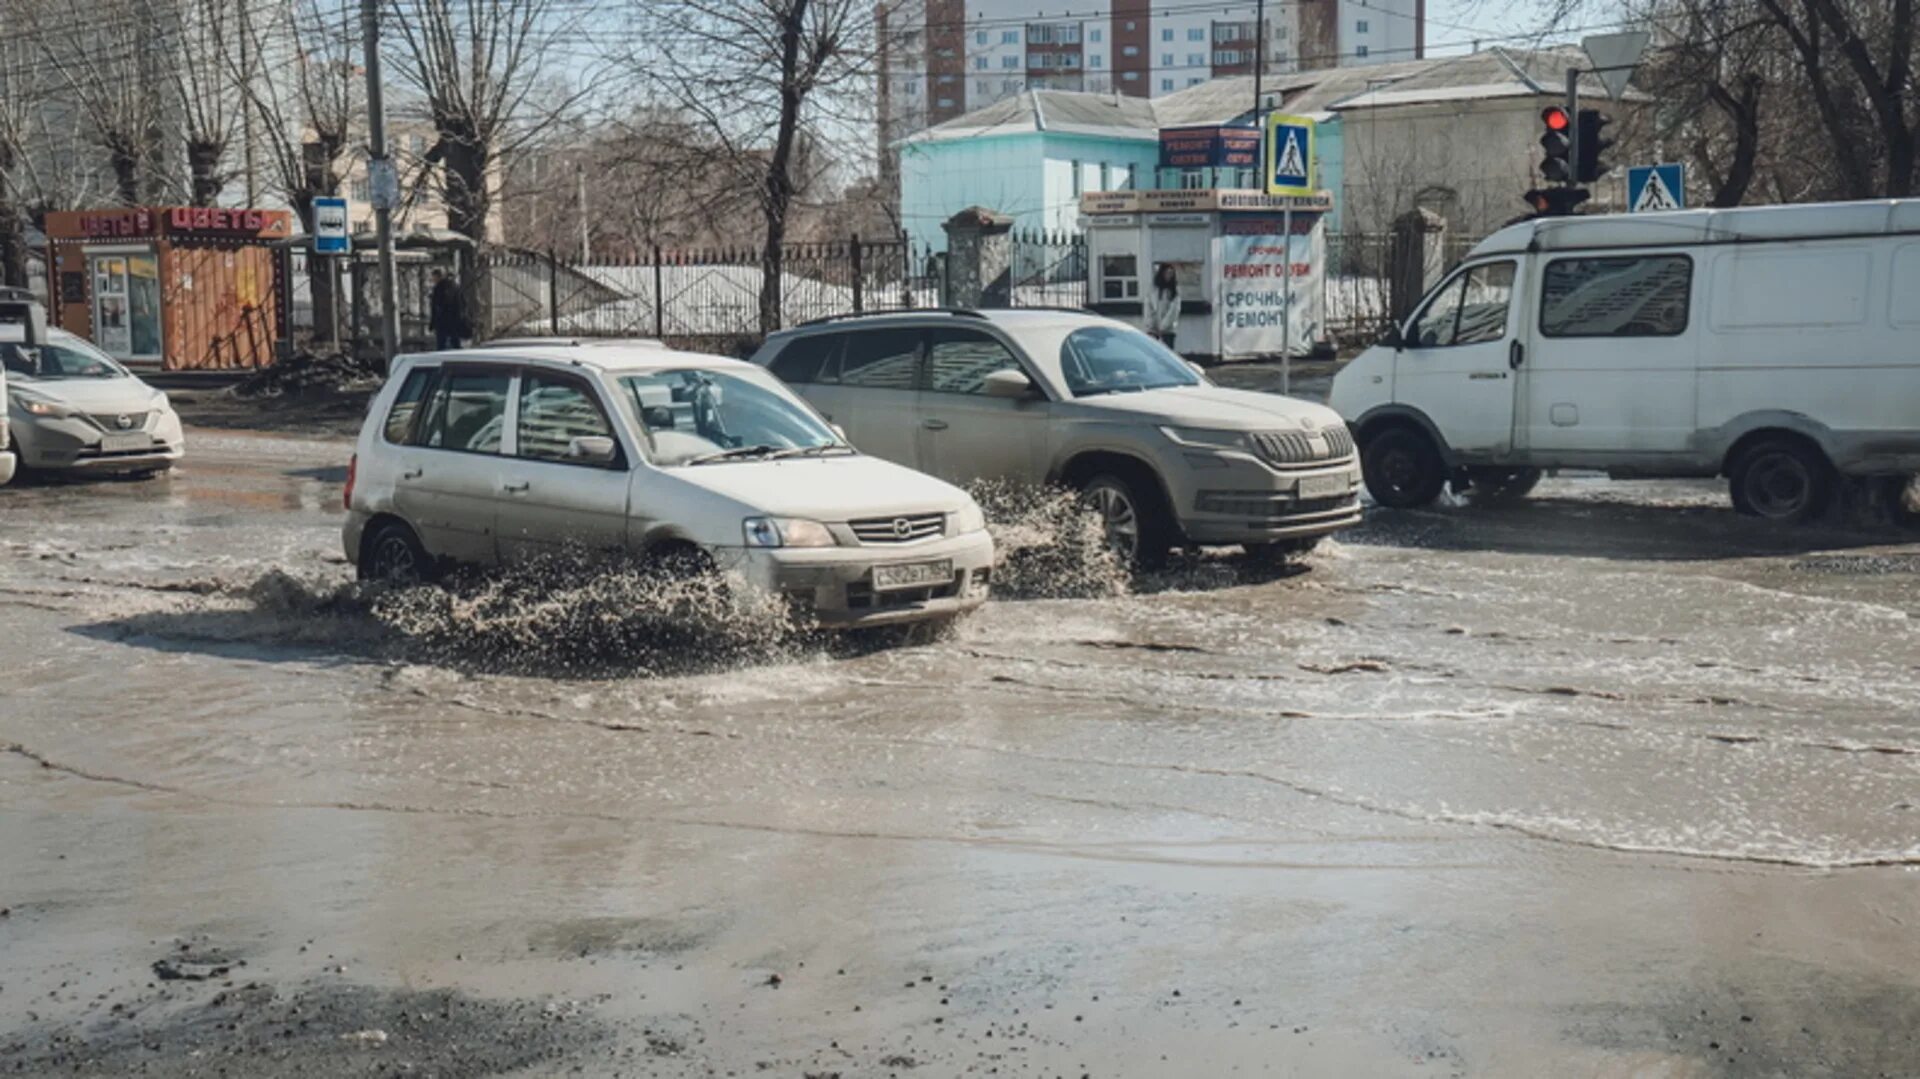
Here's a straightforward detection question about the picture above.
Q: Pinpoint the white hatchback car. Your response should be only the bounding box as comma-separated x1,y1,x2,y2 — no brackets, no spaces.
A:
2,329,185,477
343,342,994,628
751,310,1360,565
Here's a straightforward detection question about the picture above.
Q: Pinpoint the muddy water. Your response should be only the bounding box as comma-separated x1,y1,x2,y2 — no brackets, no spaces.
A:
3,430,1919,1076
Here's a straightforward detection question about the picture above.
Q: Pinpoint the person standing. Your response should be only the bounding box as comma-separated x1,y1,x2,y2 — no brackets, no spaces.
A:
429,268,469,350
1145,263,1180,352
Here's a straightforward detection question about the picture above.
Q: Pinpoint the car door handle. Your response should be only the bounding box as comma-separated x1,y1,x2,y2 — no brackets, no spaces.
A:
500,480,529,494
1508,341,1525,370
400,467,423,480
923,418,949,431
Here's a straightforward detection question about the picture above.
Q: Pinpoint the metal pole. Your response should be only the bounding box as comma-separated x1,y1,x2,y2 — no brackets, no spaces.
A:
1565,66,1581,187
1252,0,1266,118
362,0,401,365
653,245,664,339
330,258,342,352
1281,205,1292,395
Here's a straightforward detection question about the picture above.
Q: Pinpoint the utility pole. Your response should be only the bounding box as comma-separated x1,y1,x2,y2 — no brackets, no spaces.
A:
240,2,257,205
1252,0,1266,119
362,0,402,366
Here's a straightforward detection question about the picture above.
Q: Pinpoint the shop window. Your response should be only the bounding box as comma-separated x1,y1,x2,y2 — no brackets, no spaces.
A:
1099,255,1140,301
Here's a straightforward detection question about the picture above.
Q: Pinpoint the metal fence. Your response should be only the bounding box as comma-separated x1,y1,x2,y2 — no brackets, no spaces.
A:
1323,230,1482,346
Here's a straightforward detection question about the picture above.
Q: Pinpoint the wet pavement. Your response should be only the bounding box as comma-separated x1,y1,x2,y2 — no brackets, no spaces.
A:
3,428,1919,1077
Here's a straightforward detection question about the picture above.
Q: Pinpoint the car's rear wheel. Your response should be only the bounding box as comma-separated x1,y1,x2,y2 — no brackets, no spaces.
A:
1360,426,1446,508
360,520,434,585
1080,472,1173,569
1460,466,1542,504
1730,439,1832,523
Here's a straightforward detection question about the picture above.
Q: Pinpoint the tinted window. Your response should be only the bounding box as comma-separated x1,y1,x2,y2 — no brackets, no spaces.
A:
925,328,1024,395
419,368,510,454
1542,255,1691,337
768,334,838,384
517,373,617,465
1412,261,1514,348
834,328,920,389
383,367,436,443
1059,325,1200,398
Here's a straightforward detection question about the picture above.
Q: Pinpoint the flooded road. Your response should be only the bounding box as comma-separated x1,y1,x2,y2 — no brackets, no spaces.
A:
3,429,1919,1076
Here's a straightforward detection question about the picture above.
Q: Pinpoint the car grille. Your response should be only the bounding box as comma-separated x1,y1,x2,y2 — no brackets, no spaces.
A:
86,411,150,433
1251,426,1354,467
846,576,962,610
848,512,946,544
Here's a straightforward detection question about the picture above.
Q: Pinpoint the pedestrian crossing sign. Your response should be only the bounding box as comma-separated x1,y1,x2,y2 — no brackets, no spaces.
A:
1265,114,1315,196
1628,163,1686,212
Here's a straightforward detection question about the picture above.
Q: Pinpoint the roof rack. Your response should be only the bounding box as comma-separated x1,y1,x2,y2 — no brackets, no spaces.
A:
791,305,1096,328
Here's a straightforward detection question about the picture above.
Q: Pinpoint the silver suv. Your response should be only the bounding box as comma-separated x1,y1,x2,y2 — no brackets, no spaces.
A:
344,342,993,628
750,310,1360,564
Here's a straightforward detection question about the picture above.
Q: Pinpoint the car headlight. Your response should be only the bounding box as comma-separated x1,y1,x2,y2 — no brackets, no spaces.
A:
742,516,837,548
13,393,71,419
948,500,986,535
1160,426,1252,452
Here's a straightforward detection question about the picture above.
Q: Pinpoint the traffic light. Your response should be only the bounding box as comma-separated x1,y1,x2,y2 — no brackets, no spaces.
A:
1575,108,1612,183
1523,186,1590,217
1539,107,1572,183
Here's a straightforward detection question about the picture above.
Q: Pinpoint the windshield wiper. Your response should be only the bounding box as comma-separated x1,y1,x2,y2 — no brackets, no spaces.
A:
687,443,783,465
766,444,855,459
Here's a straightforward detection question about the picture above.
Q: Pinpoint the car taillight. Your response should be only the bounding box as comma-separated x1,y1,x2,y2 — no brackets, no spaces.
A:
343,454,356,510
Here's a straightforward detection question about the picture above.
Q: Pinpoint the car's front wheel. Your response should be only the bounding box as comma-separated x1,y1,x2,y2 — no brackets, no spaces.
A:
1081,472,1173,569
1360,426,1447,508
359,520,435,585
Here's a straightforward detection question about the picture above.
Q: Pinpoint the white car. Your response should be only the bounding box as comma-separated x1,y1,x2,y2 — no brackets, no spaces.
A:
343,342,995,628
2,329,185,477
751,310,1360,565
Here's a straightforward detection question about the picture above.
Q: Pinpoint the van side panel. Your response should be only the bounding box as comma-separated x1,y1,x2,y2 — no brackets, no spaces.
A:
1696,240,1920,474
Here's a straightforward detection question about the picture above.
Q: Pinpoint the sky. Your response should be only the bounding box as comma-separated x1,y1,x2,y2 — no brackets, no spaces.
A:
1418,0,1608,57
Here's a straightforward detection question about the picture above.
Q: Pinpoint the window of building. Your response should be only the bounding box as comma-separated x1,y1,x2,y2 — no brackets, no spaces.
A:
1160,77,1173,91
926,329,1026,395
1188,27,1204,40
1125,20,1136,30
1356,18,1370,32
1002,54,1019,68
1355,44,1369,57
1186,52,1204,65
975,56,987,69
1160,52,1173,66
1161,28,1173,40
1275,24,1288,38
1062,53,1080,68
1003,78,1022,92
1188,76,1204,85
1180,169,1208,189
1002,29,1019,43
937,73,953,84
1542,256,1693,337
936,96,954,108
975,29,987,44
1122,70,1139,80
1090,28,1102,42
977,78,991,94
1089,54,1103,68
904,79,918,94
1099,255,1140,301
1121,44,1138,56
1411,262,1516,347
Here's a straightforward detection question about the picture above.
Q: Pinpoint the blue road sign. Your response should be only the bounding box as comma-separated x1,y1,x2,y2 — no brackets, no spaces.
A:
312,196,351,255
1265,114,1315,196
1628,164,1685,212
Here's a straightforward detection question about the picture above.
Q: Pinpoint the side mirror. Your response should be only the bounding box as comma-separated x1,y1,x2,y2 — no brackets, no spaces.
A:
567,435,618,465
1382,322,1406,350
982,368,1036,399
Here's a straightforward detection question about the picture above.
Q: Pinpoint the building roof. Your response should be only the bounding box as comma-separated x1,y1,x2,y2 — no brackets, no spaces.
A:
905,89,1161,144
908,46,1650,146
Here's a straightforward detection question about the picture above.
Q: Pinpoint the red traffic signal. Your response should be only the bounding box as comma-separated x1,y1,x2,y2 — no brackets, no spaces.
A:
1541,106,1571,132
1539,107,1573,183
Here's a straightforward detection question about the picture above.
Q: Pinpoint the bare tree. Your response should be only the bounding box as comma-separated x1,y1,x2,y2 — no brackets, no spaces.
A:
385,0,603,249
646,0,877,332
163,0,242,206
0,30,41,286
230,0,362,333
25,0,173,204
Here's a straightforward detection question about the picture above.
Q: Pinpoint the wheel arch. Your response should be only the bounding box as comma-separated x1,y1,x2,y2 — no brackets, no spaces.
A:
355,512,420,567
1053,448,1175,507
1714,415,1839,477
1352,405,1456,465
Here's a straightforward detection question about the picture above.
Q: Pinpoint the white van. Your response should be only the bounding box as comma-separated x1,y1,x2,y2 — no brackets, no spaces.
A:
1330,199,1920,520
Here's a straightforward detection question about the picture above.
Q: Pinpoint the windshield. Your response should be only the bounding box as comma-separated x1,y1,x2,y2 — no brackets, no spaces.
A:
620,367,846,467
0,338,128,381
1059,325,1200,397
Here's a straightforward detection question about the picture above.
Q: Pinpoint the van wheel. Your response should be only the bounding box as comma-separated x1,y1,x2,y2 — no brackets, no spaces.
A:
360,520,435,585
1081,472,1173,569
1730,439,1832,523
1460,467,1542,504
1361,427,1446,508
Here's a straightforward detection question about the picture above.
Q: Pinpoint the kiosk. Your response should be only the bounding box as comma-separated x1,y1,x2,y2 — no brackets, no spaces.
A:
42,207,294,370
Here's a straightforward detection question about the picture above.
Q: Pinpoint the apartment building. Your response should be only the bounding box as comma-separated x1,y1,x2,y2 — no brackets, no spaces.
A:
878,0,1424,144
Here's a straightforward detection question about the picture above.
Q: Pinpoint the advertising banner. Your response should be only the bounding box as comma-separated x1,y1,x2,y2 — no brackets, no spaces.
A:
1215,213,1324,359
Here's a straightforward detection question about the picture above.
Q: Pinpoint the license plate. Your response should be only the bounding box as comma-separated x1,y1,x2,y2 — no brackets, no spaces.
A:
100,433,151,454
1298,474,1349,500
872,559,952,591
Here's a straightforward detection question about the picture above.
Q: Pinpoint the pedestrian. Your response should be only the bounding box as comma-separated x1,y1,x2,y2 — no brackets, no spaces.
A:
1145,262,1180,352
429,268,469,350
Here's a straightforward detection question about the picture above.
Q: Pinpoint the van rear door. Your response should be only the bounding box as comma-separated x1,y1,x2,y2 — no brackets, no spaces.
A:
1393,259,1523,459
1518,253,1697,461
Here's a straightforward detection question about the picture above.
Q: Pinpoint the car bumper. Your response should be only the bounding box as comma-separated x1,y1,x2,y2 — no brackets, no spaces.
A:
1172,454,1364,544
342,510,371,566
0,450,14,486
719,529,995,629
12,411,186,472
